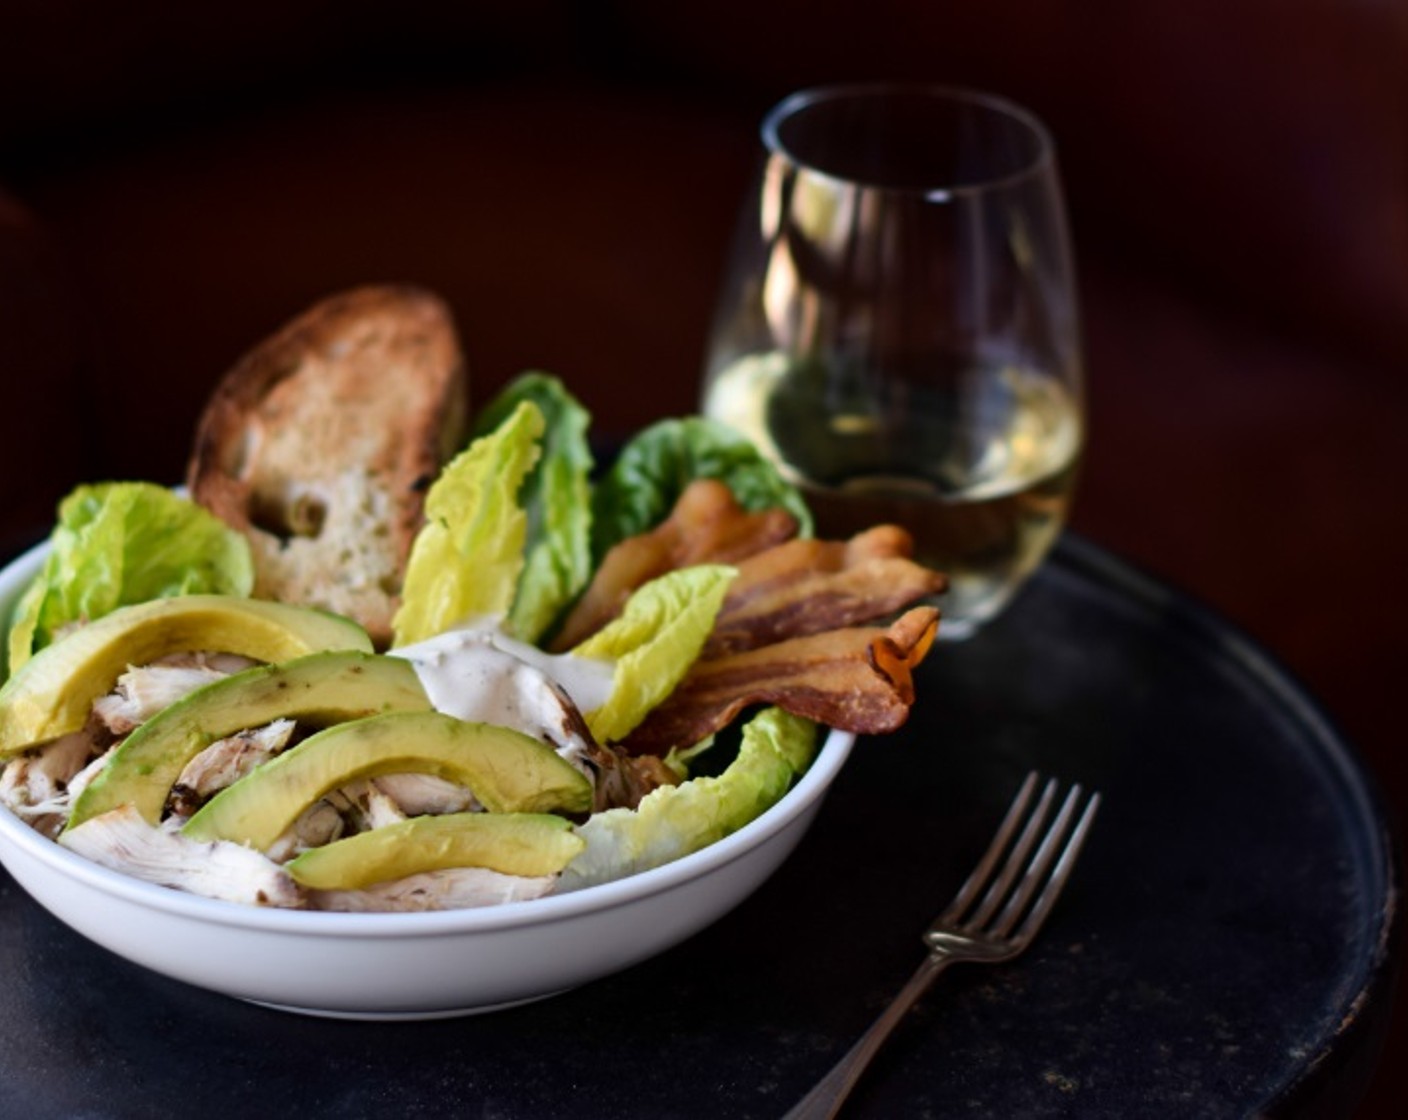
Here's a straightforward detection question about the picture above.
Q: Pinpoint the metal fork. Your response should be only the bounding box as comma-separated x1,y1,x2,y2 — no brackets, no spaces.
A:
783,772,1101,1120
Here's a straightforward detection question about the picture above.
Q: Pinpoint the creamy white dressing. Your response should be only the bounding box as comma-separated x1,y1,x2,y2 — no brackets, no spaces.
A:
389,620,615,763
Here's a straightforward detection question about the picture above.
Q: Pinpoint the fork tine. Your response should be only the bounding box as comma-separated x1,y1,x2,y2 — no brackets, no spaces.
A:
933,771,1040,927
990,782,1087,938
1011,789,1101,946
965,776,1061,930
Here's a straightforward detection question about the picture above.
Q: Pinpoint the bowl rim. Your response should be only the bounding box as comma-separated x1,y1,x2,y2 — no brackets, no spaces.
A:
0,540,855,937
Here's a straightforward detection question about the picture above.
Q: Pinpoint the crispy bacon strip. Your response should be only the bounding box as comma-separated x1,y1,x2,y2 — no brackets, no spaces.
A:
703,525,948,658
621,607,940,755
551,479,797,650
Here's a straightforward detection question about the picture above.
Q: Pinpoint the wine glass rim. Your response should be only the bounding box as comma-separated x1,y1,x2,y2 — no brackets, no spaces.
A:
760,83,1057,197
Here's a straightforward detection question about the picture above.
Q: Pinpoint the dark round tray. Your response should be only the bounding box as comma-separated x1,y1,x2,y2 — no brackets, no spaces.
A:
0,535,1398,1118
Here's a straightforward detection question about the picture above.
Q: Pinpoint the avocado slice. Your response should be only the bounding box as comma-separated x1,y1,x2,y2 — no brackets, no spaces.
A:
181,710,593,850
284,812,585,890
0,595,372,758
69,650,429,829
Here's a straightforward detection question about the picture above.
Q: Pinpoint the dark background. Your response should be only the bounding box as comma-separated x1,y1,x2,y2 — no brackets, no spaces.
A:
0,1,1404,1114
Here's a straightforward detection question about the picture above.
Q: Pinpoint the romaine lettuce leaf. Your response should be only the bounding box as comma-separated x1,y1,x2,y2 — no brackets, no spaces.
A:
558,707,818,891
572,564,734,745
6,483,254,675
471,373,594,645
589,416,814,563
392,400,543,647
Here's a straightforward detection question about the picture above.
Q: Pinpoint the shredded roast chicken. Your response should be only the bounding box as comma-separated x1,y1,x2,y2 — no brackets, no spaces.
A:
167,718,297,818
0,730,101,838
371,773,477,816
265,797,347,863
309,867,557,912
60,805,303,908
92,653,258,735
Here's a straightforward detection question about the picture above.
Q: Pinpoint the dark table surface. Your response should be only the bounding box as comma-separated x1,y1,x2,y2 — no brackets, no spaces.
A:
0,534,1398,1118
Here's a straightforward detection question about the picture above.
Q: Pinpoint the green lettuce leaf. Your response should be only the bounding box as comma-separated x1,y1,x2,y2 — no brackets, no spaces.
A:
392,400,544,647
572,564,734,745
6,482,254,674
558,707,818,891
589,416,814,563
471,373,594,645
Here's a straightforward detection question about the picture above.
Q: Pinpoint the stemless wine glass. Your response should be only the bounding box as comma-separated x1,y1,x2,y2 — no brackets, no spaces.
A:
701,84,1085,639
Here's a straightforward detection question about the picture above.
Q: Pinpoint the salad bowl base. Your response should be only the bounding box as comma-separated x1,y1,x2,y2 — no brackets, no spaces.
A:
245,990,570,1020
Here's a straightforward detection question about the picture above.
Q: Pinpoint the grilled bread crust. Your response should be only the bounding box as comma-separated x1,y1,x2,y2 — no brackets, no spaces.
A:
187,285,468,646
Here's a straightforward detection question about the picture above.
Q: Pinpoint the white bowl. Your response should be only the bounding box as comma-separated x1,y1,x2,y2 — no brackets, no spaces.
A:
0,542,854,1019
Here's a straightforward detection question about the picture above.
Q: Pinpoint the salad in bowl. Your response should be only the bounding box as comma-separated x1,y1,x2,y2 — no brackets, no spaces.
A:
0,286,945,1014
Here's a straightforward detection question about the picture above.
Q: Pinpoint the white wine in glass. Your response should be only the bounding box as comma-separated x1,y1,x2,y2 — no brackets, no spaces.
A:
702,85,1085,639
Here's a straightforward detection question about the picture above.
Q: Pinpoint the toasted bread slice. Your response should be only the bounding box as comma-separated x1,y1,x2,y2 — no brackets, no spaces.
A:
188,285,468,646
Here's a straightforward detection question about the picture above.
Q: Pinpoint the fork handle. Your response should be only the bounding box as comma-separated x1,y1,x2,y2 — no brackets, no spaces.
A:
782,952,954,1120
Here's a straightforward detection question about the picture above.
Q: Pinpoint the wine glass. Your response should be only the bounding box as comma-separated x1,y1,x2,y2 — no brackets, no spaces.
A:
701,84,1084,639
